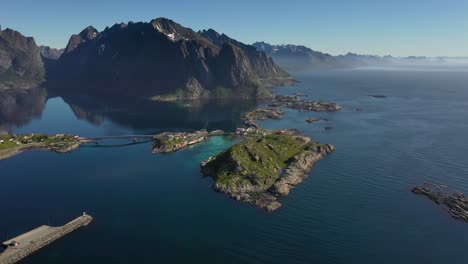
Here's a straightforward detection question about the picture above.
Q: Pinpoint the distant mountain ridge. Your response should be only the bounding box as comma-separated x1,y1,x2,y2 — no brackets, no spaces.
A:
253,41,445,71
49,18,293,99
39,46,63,60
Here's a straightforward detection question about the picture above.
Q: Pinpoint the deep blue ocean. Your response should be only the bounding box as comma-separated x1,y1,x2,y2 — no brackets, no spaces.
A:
1,68,468,263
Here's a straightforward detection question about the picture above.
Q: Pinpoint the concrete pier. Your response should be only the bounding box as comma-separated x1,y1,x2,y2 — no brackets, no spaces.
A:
0,214,93,264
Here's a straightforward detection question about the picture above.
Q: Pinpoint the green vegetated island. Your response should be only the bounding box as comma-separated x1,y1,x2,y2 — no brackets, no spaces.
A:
0,95,341,211
201,129,335,211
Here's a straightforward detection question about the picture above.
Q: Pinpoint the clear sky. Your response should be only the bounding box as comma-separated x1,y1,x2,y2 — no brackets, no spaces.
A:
1,0,467,56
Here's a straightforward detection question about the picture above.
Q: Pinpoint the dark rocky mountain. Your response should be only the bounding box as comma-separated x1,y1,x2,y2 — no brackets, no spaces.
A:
253,41,440,71
39,46,63,60
199,29,290,86
51,18,293,99
0,26,45,89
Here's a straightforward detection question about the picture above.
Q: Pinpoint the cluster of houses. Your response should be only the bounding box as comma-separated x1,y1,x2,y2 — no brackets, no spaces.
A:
0,133,84,147
0,137,22,145
235,127,286,136
235,127,267,136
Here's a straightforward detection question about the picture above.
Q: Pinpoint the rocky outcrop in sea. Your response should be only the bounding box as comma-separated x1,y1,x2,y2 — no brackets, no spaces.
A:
268,95,342,112
201,130,335,211
412,183,468,222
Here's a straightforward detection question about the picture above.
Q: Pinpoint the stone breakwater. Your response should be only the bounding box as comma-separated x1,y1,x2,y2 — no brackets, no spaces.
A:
0,215,93,264
412,183,468,222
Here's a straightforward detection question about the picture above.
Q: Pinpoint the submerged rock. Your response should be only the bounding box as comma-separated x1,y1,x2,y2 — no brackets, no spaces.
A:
305,117,320,123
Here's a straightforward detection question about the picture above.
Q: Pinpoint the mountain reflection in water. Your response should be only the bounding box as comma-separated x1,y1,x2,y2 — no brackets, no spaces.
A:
0,87,260,134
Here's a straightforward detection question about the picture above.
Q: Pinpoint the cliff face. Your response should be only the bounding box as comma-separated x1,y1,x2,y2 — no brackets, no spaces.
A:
0,27,45,87
200,29,290,80
52,18,292,98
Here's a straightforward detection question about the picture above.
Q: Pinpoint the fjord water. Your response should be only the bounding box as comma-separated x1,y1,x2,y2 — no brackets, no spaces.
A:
1,68,468,263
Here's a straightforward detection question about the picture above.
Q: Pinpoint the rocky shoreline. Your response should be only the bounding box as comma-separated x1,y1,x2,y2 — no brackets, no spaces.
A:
201,130,335,211
242,108,284,128
0,134,85,161
412,183,468,222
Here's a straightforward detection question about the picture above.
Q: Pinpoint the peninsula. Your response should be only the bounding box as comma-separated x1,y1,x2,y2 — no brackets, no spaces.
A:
0,133,87,160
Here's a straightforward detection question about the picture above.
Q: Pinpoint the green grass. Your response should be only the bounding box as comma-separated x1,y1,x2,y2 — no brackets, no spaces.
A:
164,137,186,148
212,86,233,98
205,133,312,188
0,134,78,151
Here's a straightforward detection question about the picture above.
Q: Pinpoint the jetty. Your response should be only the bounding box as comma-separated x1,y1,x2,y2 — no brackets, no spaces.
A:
0,214,93,264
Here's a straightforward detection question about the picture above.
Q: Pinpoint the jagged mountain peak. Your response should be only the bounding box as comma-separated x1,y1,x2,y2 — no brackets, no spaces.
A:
79,26,99,39
150,17,207,44
0,27,45,86
64,25,99,54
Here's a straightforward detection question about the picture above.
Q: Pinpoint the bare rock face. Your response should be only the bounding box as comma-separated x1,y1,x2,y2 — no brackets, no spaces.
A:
39,46,64,60
184,78,205,99
63,26,99,54
0,28,45,85
201,29,291,85
270,144,335,196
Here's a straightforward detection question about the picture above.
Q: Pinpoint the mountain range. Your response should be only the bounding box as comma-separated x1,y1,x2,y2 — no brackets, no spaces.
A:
0,19,454,98
253,41,445,71
1,19,293,99
49,18,293,99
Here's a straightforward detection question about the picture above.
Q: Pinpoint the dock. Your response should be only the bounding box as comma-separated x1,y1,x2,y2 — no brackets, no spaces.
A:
0,214,93,264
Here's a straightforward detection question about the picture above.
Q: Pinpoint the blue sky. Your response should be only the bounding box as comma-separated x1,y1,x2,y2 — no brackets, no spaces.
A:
1,0,467,56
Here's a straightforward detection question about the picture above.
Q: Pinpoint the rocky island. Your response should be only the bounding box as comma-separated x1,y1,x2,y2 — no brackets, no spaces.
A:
242,108,284,128
201,129,335,211
152,130,224,153
412,183,468,222
305,117,328,123
0,133,85,160
268,95,342,112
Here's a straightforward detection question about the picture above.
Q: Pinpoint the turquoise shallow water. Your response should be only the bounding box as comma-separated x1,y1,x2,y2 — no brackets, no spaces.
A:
1,68,468,263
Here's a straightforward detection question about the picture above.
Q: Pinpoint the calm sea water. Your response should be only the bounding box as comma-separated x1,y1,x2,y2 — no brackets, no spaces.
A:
1,68,468,263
